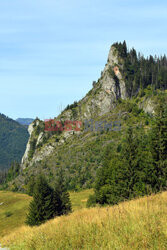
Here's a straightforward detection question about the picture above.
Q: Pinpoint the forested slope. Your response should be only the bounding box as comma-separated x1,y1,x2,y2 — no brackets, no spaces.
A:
0,114,29,170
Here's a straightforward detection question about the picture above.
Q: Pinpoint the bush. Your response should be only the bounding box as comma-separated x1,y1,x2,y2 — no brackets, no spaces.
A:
5,211,13,217
86,194,97,208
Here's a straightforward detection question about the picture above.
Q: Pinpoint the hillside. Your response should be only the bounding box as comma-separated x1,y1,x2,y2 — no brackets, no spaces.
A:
1,191,167,249
0,189,93,238
0,191,31,238
9,42,167,191
0,114,29,170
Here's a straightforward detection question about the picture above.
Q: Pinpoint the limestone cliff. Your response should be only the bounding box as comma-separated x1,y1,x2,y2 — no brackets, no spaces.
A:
22,46,127,169
57,45,127,120
21,44,128,169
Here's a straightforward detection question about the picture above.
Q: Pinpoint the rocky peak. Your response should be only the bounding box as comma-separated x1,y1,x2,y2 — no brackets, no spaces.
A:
21,43,128,169
103,45,119,73
101,45,126,99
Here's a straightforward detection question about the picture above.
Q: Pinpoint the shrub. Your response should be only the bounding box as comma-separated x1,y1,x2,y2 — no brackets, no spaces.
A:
86,194,97,208
5,211,13,217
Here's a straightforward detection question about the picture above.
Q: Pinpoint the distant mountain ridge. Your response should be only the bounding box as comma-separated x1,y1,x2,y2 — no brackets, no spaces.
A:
0,114,29,170
16,118,34,126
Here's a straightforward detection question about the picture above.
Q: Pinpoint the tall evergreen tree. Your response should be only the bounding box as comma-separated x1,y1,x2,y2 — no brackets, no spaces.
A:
53,167,72,216
91,126,153,206
150,95,167,191
26,175,54,226
26,176,36,196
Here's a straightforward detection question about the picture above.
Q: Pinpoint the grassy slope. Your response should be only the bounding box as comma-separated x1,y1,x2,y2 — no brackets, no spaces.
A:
0,191,31,238
70,189,93,211
0,189,93,238
1,191,167,249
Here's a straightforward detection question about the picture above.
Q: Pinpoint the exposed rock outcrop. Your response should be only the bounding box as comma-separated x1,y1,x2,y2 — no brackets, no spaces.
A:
21,119,42,168
21,44,127,169
139,98,155,114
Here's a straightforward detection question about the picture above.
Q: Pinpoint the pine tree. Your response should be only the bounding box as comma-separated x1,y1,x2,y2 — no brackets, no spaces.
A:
53,168,72,216
26,170,72,226
132,128,154,196
26,175,54,226
122,40,127,58
150,95,167,191
92,126,153,206
26,176,35,196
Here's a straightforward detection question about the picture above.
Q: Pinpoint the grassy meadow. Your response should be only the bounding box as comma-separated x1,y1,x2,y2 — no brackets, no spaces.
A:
70,189,93,211
0,189,93,239
1,191,167,249
0,191,32,238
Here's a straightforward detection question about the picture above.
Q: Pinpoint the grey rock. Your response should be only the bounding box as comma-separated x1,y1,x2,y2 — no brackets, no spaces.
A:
21,44,127,169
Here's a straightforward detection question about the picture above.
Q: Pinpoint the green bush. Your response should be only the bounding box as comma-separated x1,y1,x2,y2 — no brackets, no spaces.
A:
86,194,97,208
5,211,13,217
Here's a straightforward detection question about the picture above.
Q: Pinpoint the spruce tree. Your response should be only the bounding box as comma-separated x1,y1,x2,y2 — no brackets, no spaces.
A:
92,126,153,206
26,176,35,196
150,95,167,191
53,167,72,216
26,175,54,226
119,127,153,198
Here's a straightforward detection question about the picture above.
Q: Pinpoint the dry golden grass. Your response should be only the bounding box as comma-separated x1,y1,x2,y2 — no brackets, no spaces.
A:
1,191,167,250
0,189,93,239
0,191,32,238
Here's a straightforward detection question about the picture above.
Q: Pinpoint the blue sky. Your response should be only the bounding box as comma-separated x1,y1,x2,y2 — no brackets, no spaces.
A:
0,0,167,120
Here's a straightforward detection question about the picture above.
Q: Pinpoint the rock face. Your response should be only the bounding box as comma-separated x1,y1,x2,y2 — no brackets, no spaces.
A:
85,46,126,116
21,44,127,169
102,46,126,98
139,97,155,114
21,119,41,168
60,45,127,121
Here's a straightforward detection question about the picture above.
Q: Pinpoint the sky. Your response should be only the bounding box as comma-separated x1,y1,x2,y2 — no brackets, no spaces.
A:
0,0,167,120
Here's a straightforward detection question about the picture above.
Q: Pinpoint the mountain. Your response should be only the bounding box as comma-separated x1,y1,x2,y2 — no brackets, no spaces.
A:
16,118,34,127
0,114,29,170
9,41,167,191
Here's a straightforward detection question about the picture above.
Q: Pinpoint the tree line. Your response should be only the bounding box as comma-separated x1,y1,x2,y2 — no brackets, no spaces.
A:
0,161,20,188
113,41,167,97
87,94,167,207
